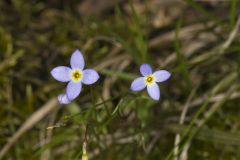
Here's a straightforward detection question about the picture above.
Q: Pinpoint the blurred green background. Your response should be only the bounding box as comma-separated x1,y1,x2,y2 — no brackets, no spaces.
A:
1,0,240,159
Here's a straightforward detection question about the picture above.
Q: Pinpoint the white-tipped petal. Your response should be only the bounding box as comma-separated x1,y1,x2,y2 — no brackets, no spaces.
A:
147,83,160,100
51,66,71,82
140,64,152,76
58,94,71,104
70,49,85,70
66,81,82,101
130,77,146,91
82,69,99,85
153,70,171,82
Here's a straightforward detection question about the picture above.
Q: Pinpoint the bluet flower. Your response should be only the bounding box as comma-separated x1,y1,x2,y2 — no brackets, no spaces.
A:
51,49,99,104
57,93,71,104
130,64,171,100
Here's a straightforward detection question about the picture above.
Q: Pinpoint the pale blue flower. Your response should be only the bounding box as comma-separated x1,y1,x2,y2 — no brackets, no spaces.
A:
51,49,99,104
57,93,71,104
130,64,171,100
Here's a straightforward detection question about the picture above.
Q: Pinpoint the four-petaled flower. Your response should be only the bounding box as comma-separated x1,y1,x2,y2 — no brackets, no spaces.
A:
51,49,99,104
130,64,171,100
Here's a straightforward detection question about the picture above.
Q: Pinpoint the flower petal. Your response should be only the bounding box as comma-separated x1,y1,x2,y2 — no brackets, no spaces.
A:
70,49,85,70
66,81,82,100
153,70,171,82
140,64,152,76
82,69,99,85
147,83,160,100
58,93,71,104
130,77,146,91
51,66,71,82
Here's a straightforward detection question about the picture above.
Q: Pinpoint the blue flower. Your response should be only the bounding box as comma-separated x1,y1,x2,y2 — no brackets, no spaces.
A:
51,49,99,104
130,64,171,100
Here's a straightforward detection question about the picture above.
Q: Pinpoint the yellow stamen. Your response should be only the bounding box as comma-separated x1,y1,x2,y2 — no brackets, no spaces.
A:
71,69,82,81
145,75,155,85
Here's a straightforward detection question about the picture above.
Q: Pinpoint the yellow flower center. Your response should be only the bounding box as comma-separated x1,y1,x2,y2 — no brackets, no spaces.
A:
71,69,82,81
145,75,155,85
